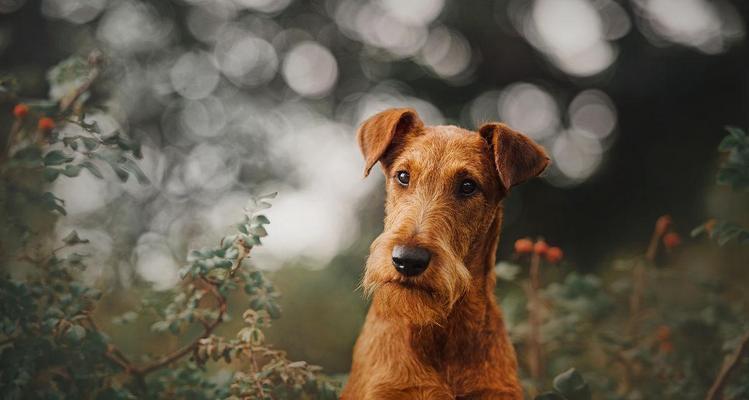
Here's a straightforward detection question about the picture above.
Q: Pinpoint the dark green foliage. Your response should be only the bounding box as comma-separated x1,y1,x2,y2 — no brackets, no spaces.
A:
535,369,591,400
0,55,337,399
692,127,749,245
507,132,749,398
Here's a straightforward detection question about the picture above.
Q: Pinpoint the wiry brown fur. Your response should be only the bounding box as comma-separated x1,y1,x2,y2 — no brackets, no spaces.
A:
343,108,550,400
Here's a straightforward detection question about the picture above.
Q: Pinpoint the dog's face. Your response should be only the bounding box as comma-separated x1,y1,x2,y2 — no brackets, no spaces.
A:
358,108,549,325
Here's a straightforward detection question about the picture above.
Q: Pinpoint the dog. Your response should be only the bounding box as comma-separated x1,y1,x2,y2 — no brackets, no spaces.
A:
341,108,550,399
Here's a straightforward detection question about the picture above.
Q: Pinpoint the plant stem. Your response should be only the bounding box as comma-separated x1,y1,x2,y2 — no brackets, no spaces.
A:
527,251,543,384
135,277,227,375
58,51,103,116
706,330,749,400
629,224,662,335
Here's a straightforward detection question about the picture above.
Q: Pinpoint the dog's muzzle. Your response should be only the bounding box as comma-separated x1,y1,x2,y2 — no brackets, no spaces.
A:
391,245,431,277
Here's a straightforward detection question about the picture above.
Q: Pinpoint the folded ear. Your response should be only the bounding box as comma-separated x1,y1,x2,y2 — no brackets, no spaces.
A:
479,123,550,192
357,108,423,177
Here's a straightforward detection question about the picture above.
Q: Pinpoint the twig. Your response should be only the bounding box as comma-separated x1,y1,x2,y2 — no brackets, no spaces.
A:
706,331,749,400
527,251,543,384
134,278,227,375
629,224,662,335
248,348,268,399
58,51,103,116
1,119,22,163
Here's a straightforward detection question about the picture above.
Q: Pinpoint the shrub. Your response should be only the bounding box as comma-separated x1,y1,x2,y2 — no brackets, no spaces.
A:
512,128,749,399
0,53,337,400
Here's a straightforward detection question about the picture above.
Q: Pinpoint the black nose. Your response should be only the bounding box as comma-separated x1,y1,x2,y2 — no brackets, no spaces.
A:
392,245,431,277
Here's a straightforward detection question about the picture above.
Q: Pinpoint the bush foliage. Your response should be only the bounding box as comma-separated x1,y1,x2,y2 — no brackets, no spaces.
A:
1,54,337,400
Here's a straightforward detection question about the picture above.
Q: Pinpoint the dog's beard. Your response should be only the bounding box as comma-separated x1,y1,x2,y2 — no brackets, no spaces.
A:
361,241,471,326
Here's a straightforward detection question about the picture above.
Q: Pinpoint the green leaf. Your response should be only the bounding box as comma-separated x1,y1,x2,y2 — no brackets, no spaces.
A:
250,225,268,237
44,167,61,182
43,150,74,166
266,301,281,319
725,126,746,141
552,368,591,400
12,146,42,164
114,166,129,182
252,215,270,225
62,230,90,245
81,136,99,151
41,191,67,215
257,192,278,200
691,225,706,238
237,224,249,234
120,157,150,185
80,161,103,178
151,321,169,332
65,324,86,343
61,164,81,177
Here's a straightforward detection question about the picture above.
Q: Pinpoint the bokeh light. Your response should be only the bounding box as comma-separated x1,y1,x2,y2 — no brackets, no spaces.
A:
282,41,339,97
5,0,738,288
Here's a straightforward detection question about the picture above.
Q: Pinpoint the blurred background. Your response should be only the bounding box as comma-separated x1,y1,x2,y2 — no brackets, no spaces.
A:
1,0,748,380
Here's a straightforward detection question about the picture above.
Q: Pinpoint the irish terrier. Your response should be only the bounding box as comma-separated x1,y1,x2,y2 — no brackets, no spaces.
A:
342,108,550,399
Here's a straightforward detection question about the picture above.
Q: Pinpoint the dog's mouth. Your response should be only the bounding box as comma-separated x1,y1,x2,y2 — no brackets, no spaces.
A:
383,279,435,296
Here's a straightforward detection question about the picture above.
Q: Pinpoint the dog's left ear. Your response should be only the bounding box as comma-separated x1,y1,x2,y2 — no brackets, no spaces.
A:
479,123,550,193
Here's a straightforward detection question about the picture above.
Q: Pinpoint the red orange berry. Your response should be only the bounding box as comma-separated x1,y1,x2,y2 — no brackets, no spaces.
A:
663,232,681,249
655,325,671,342
659,341,674,354
514,238,533,254
704,219,717,235
38,117,56,132
13,103,29,119
655,215,672,236
545,247,563,264
533,240,549,255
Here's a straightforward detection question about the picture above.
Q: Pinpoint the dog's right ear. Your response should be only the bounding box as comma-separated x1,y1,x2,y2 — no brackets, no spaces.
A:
357,108,423,177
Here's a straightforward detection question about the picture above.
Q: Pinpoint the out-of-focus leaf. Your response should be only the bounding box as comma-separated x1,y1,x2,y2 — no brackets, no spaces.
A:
252,215,270,225
43,150,74,166
65,324,86,343
80,160,103,178
61,164,81,177
81,136,99,151
44,167,61,181
62,230,89,245
120,157,150,185
552,368,591,400
250,225,268,237
12,146,43,164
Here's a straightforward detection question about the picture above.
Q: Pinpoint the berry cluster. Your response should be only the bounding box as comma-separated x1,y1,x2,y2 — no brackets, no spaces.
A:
11,103,56,133
514,238,563,264
655,215,682,250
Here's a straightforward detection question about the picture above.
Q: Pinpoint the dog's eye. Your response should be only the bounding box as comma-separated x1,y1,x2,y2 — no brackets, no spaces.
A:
396,171,410,186
459,179,477,196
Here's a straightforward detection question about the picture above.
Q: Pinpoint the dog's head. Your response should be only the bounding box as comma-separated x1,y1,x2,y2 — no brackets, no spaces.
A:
358,108,549,325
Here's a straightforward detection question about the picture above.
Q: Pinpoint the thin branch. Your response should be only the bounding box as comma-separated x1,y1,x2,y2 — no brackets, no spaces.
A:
134,278,227,375
1,119,22,163
706,331,749,400
58,51,103,116
527,250,543,384
629,223,663,335
248,348,268,399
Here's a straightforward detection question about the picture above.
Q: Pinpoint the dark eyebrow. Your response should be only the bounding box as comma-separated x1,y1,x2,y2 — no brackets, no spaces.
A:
453,167,485,184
